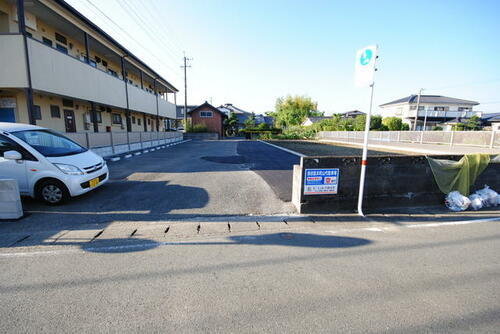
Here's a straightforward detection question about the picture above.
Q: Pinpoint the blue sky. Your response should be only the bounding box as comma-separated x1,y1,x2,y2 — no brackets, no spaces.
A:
68,0,500,115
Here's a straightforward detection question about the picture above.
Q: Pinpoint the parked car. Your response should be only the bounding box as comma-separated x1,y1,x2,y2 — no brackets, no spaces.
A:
0,122,108,205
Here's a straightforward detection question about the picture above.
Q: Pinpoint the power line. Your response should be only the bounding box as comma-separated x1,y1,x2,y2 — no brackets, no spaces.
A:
115,0,184,68
83,0,182,83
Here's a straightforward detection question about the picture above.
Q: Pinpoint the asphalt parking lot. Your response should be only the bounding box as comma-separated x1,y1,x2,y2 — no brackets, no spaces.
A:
6,140,299,233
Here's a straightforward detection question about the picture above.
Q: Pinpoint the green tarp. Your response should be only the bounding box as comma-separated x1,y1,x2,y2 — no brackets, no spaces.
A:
427,154,491,196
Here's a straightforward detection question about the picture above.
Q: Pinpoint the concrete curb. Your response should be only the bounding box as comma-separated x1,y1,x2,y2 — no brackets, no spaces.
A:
105,139,192,163
257,140,306,157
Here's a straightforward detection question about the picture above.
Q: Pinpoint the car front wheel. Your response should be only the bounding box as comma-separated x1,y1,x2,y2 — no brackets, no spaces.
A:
37,180,70,205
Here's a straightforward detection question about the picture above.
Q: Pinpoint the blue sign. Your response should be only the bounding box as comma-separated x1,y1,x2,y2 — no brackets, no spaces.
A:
359,49,373,66
304,168,339,195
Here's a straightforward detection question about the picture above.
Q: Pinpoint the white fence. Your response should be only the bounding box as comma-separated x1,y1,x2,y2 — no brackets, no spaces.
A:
318,131,500,149
66,131,184,157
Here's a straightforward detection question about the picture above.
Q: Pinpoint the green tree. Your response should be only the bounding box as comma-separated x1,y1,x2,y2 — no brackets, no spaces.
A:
274,95,318,128
382,117,404,130
224,113,239,136
244,113,256,128
351,114,384,131
465,115,481,131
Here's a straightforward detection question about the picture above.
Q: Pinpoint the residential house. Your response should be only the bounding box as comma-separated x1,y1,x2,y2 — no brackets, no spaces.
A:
188,102,225,137
217,103,253,129
341,110,364,119
254,114,274,127
0,0,178,134
379,95,479,130
302,116,332,126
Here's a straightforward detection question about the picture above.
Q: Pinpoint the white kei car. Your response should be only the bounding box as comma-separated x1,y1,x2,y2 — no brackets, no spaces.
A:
0,122,108,204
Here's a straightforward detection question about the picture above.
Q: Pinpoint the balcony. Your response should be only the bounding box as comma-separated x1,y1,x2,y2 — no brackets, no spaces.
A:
127,83,157,116
0,35,28,88
27,37,127,108
158,98,176,118
417,110,475,119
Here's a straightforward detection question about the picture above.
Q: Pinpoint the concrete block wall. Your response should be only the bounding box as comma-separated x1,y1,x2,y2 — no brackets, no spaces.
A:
293,155,500,213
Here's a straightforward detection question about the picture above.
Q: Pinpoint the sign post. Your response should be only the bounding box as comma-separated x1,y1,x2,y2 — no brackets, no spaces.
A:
355,45,378,216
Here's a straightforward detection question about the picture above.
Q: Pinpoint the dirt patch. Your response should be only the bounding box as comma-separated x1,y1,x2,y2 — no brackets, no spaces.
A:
265,140,408,156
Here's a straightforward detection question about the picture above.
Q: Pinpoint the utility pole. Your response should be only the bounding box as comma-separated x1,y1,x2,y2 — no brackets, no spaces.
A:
181,53,192,129
412,88,424,130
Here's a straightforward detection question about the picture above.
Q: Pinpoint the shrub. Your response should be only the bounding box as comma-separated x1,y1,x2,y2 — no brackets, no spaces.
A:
187,123,208,133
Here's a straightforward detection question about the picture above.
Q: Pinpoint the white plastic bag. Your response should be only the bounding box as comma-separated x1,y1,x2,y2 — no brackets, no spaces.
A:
445,191,471,211
475,185,498,207
468,194,483,210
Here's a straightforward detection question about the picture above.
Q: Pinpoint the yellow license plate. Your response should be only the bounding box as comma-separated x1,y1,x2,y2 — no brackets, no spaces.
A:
89,177,99,188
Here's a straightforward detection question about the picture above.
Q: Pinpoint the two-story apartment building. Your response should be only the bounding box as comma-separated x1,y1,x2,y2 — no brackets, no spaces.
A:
0,0,178,134
379,95,479,130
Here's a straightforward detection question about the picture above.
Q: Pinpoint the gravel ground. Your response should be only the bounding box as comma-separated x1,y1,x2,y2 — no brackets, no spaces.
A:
266,140,409,156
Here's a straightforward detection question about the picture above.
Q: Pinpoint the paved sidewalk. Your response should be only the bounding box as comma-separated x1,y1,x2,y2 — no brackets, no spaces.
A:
1,207,498,252
320,139,500,155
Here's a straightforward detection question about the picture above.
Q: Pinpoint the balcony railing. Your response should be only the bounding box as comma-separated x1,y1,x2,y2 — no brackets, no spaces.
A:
0,34,28,88
65,131,184,157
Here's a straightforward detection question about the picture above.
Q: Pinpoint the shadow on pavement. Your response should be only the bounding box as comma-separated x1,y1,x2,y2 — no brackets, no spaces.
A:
82,233,372,254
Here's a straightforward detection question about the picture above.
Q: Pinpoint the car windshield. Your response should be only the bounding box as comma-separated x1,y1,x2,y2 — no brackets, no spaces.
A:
13,129,87,157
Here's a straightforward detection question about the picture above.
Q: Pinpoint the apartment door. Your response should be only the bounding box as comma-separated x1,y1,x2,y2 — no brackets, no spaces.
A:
64,110,76,132
0,107,15,122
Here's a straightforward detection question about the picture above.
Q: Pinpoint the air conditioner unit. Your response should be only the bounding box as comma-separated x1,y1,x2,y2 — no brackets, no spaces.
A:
83,113,91,130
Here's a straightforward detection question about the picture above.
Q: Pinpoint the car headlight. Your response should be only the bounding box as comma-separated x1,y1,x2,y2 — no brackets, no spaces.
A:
54,163,84,175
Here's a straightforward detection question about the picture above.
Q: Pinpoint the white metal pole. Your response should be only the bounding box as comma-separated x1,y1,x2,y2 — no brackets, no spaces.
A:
357,83,375,217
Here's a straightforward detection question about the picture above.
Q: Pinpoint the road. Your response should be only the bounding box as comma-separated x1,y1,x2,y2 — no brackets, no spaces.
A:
1,139,499,333
0,216,498,333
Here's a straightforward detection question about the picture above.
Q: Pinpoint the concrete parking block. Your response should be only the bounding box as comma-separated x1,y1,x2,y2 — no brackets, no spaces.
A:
227,221,260,233
53,229,104,244
13,230,69,247
0,233,31,247
164,222,199,238
256,220,290,230
199,222,230,235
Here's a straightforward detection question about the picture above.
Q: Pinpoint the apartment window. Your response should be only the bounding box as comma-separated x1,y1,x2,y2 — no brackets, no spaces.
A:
458,107,471,112
434,106,447,111
147,118,151,125
200,111,213,118
55,32,67,45
132,116,136,124
93,111,102,123
102,60,108,67
138,118,141,126
56,44,68,54
62,99,74,108
32,105,42,120
107,69,118,77
95,56,101,63
111,113,122,124
42,37,53,47
50,105,61,118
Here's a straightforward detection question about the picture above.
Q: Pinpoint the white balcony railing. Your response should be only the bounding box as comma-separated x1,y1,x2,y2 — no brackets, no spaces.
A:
127,83,157,116
0,35,28,88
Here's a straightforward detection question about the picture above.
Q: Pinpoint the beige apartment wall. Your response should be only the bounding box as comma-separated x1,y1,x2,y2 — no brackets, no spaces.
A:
127,83,157,116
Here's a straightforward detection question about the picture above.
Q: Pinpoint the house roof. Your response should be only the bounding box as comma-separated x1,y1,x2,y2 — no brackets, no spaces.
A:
380,95,479,107
303,116,332,124
187,102,224,115
218,104,252,116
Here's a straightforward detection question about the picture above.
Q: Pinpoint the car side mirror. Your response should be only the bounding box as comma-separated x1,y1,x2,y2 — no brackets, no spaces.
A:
3,150,22,161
